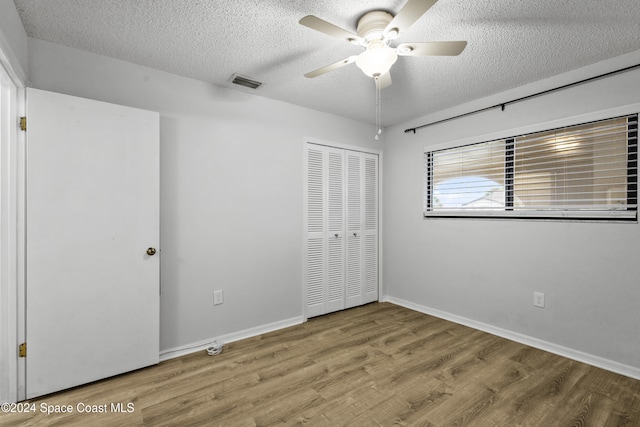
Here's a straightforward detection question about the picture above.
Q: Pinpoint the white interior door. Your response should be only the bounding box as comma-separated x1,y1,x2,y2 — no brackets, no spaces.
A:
25,88,159,399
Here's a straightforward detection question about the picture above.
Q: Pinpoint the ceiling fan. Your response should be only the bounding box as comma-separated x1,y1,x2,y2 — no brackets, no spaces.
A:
299,0,467,89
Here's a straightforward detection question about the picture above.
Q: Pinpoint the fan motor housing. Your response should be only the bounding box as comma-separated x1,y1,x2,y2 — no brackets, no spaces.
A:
356,10,393,41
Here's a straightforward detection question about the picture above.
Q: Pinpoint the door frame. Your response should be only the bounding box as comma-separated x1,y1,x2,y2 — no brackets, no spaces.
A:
0,61,27,403
302,137,383,322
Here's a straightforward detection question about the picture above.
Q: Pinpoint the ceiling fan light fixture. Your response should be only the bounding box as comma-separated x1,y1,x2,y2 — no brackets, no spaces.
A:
355,43,398,78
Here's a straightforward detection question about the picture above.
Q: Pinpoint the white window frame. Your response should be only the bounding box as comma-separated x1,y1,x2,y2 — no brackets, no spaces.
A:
423,106,639,222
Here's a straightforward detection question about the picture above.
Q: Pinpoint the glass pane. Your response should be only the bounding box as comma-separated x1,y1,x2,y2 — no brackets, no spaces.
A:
513,118,629,211
432,140,506,210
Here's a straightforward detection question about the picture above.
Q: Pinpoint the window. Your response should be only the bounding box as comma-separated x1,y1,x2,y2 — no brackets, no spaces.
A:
424,114,638,220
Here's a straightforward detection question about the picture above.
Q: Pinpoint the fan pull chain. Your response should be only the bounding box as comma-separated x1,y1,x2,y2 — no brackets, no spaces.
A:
374,77,382,140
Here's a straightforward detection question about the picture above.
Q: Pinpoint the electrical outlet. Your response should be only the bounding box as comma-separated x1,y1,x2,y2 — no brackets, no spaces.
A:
533,292,545,308
213,290,224,306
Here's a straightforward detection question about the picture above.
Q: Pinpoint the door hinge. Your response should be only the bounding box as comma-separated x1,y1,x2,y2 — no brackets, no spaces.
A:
18,342,26,358
20,117,27,132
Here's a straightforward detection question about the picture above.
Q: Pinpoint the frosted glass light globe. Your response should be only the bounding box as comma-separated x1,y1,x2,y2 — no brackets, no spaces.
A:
355,43,398,77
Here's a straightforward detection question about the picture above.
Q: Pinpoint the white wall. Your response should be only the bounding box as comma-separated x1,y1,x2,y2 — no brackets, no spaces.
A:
27,38,383,353
383,51,640,376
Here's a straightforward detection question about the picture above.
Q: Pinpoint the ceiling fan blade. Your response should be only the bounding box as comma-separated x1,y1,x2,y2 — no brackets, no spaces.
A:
299,15,362,44
384,0,438,36
396,41,467,56
375,72,392,89
304,56,358,78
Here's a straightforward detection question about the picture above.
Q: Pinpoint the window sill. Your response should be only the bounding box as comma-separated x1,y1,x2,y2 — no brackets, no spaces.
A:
423,210,637,223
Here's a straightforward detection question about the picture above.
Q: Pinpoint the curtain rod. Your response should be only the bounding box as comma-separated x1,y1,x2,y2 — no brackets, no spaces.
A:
404,63,640,134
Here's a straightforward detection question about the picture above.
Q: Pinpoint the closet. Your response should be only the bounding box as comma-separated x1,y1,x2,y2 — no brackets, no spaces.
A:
305,143,379,318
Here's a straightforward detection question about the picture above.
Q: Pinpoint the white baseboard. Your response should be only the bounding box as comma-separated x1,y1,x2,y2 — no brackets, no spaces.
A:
383,296,640,381
159,316,304,362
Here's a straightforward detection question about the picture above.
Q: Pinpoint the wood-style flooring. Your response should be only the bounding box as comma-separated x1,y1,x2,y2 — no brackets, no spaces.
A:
2,302,639,426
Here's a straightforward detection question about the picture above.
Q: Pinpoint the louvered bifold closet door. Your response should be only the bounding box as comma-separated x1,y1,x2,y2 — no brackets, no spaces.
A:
306,146,325,317
345,152,363,308
325,148,346,314
362,153,379,304
345,152,379,308
306,145,345,317
306,144,378,318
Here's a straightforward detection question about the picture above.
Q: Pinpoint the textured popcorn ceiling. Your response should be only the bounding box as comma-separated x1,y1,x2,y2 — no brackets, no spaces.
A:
12,0,640,126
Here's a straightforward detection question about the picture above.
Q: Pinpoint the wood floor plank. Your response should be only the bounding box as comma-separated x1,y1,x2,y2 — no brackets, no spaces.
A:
2,302,640,426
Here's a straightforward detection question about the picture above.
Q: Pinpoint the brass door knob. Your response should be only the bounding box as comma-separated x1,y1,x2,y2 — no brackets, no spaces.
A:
147,247,157,256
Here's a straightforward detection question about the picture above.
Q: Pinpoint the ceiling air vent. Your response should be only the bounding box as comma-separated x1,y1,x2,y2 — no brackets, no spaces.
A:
229,73,263,90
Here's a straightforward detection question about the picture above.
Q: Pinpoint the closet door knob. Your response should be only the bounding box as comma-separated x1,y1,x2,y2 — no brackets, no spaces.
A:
353,232,358,237
146,247,157,256
335,233,339,238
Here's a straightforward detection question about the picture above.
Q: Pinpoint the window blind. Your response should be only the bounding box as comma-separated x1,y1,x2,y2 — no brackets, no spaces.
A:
424,114,638,220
